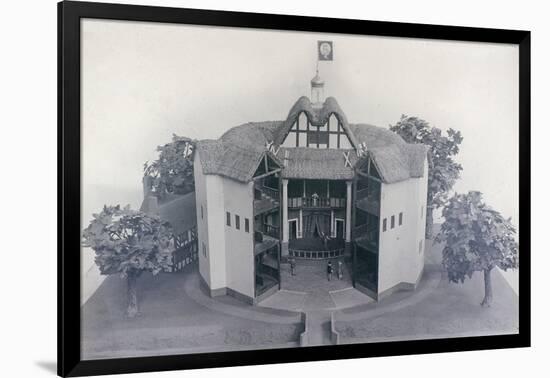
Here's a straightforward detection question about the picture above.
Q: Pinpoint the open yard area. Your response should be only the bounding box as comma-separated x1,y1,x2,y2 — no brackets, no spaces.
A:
335,268,518,343
81,266,302,360
334,234,519,343
81,228,519,356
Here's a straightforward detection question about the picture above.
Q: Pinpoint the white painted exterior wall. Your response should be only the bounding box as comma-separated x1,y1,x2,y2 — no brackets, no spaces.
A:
416,157,429,276
223,178,255,299
193,152,211,286
377,157,428,294
194,151,256,299
204,175,228,290
194,152,227,292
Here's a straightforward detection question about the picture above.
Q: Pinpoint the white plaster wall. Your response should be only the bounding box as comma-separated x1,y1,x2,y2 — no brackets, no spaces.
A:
415,158,429,277
204,175,227,290
193,152,211,286
378,171,426,293
223,178,255,298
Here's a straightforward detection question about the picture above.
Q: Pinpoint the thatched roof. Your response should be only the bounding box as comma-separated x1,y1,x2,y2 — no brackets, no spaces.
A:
350,124,428,183
196,123,284,183
194,97,427,184
280,147,356,180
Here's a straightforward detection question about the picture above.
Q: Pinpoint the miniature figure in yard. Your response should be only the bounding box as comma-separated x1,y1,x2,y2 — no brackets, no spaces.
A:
327,261,333,281
436,191,519,307
82,205,174,317
390,115,463,239
337,260,343,280
290,257,296,276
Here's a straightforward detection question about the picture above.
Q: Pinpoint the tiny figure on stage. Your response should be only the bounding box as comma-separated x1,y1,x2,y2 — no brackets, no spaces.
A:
290,257,296,276
312,192,319,207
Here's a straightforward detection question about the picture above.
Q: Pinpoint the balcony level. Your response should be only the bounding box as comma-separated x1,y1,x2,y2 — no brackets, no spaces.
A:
355,188,380,216
287,179,347,210
254,184,279,216
288,196,345,209
254,223,280,255
353,223,379,253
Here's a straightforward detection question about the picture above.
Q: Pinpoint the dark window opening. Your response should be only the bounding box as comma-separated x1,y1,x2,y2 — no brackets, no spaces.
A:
391,215,395,229
382,218,387,232
288,179,304,197
329,181,346,197
235,215,240,230
245,218,250,233
226,212,231,226
307,130,329,146
399,212,403,226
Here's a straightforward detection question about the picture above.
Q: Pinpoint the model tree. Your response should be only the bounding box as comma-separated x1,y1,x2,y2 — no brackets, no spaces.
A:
390,115,463,238
143,134,195,198
436,192,518,307
82,205,173,317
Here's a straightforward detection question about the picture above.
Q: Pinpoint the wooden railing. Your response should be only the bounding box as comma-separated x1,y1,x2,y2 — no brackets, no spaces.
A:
289,247,345,260
355,189,380,215
354,223,379,251
354,223,378,239
254,185,280,215
255,224,279,239
356,188,370,200
255,184,279,201
254,197,279,215
288,197,346,208
356,188,380,202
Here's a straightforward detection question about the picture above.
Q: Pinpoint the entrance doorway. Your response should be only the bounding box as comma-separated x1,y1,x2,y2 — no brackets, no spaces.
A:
288,219,298,240
335,219,345,239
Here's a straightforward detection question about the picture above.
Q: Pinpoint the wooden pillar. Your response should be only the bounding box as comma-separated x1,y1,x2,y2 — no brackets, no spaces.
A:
345,180,352,243
281,179,289,258
299,209,303,238
330,210,335,237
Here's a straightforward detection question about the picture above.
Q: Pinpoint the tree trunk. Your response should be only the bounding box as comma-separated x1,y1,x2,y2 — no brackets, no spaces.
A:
126,271,139,318
480,268,493,307
426,206,434,239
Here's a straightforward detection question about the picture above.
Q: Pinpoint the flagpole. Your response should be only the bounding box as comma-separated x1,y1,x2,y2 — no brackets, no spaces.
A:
316,48,319,74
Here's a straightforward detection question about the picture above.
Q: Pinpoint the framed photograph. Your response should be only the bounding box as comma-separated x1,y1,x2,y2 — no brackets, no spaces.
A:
58,1,530,376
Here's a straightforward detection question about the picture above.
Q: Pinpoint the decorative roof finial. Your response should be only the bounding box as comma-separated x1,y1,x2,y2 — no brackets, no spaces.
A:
311,69,325,108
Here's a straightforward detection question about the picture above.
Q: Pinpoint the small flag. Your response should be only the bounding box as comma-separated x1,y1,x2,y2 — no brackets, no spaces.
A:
318,41,333,61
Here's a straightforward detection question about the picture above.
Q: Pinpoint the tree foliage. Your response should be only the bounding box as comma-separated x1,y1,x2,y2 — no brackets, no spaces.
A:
143,134,195,198
390,115,463,237
82,205,174,278
436,191,518,284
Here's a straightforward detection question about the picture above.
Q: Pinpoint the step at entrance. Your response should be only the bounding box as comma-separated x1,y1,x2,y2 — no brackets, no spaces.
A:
305,311,334,346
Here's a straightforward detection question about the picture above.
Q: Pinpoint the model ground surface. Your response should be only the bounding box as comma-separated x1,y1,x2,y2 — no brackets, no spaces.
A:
81,227,519,358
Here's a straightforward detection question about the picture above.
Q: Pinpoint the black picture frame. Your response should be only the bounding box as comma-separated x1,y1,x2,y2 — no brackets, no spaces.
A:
58,1,531,376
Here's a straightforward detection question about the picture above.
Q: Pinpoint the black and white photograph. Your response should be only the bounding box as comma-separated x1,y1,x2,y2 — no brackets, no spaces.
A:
78,14,522,360
3,0,545,377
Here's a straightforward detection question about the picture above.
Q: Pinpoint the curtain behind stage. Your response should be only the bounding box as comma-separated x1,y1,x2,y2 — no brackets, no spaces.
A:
303,211,331,238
